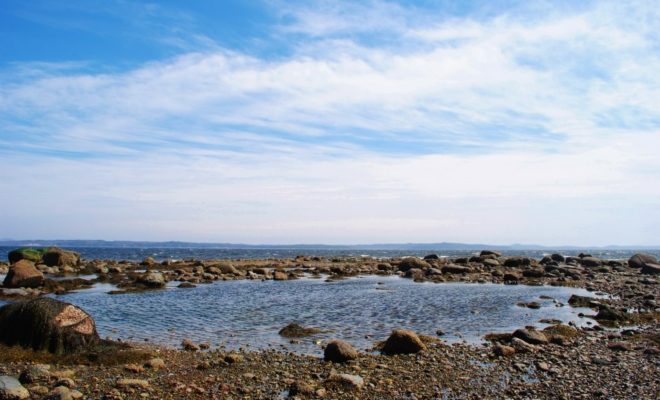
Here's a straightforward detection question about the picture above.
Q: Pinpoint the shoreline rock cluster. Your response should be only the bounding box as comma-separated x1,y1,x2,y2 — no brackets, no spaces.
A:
0,249,658,399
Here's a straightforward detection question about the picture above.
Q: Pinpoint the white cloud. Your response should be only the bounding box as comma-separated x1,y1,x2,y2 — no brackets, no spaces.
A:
1,0,659,244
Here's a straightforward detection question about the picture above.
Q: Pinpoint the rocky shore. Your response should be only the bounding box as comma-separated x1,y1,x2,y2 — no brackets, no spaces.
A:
0,249,658,399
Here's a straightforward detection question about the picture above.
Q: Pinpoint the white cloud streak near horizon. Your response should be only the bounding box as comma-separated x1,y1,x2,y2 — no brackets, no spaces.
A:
1,0,659,245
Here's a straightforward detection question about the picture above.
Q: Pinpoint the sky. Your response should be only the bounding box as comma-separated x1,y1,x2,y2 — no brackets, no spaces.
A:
1,0,659,246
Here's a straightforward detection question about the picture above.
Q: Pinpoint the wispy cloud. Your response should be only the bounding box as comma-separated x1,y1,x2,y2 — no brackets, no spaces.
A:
1,0,659,244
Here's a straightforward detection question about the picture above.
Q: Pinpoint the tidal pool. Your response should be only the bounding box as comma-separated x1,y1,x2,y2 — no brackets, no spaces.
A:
3,276,600,354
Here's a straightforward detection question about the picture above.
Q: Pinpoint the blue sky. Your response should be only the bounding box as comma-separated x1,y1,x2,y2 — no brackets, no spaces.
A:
1,0,659,245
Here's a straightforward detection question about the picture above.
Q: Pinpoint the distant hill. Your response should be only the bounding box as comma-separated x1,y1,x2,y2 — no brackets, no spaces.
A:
0,239,658,251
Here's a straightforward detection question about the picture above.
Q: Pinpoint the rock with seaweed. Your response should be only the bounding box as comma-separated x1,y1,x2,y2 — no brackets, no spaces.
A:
7,248,49,264
0,298,99,354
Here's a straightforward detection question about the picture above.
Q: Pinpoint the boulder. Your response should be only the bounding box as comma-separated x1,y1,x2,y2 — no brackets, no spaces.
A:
503,273,520,284
522,269,544,278
0,298,98,354
0,376,29,400
480,250,502,257
441,265,472,274
493,344,515,357
504,257,532,268
397,258,430,272
7,248,48,264
512,328,548,345
278,323,321,338
641,263,660,275
423,254,440,260
273,271,288,281
3,260,44,288
324,339,359,363
628,253,657,269
41,248,80,268
137,272,166,288
550,253,565,262
381,329,426,355
595,306,627,321
580,257,602,268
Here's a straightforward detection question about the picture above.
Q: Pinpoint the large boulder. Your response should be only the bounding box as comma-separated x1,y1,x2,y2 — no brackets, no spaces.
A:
381,329,426,355
137,272,166,288
0,298,99,354
3,260,44,288
324,339,359,363
7,248,48,265
41,248,80,268
397,258,430,272
628,253,657,269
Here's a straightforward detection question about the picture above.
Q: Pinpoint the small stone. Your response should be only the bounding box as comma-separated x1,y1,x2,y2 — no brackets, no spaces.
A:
326,373,364,390
493,344,516,357
124,364,144,373
55,378,75,388
48,386,73,400
224,353,244,364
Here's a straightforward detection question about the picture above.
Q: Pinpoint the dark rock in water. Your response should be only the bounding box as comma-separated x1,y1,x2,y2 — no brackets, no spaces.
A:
3,260,44,288
177,282,196,289
381,329,426,355
578,253,592,258
324,339,358,363
423,254,439,260
397,258,430,272
641,262,660,275
512,328,548,345
41,248,80,267
7,248,48,264
503,273,520,284
628,253,657,269
0,298,99,354
278,323,321,338
137,272,166,288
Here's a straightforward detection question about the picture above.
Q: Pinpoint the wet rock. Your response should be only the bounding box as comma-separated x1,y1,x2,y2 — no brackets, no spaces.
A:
512,328,548,345
382,329,426,355
628,253,657,269
278,323,321,338
607,342,632,351
3,260,44,289
324,339,359,363
397,258,430,272
0,376,29,400
504,257,532,268
137,272,166,288
511,337,540,353
568,294,597,308
580,257,603,268
177,282,196,288
0,298,98,354
423,254,440,260
503,273,520,284
41,248,80,268
522,269,545,278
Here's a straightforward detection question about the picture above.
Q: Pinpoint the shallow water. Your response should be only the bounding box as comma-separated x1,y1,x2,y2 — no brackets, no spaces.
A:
1,276,601,354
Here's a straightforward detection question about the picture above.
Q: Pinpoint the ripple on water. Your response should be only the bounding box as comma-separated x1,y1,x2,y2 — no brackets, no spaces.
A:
1,276,600,354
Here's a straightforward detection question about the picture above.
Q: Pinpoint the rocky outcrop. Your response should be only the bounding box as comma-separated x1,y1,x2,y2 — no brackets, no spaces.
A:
397,258,430,272
0,298,99,354
7,248,48,264
381,329,426,355
3,260,44,288
136,272,166,288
